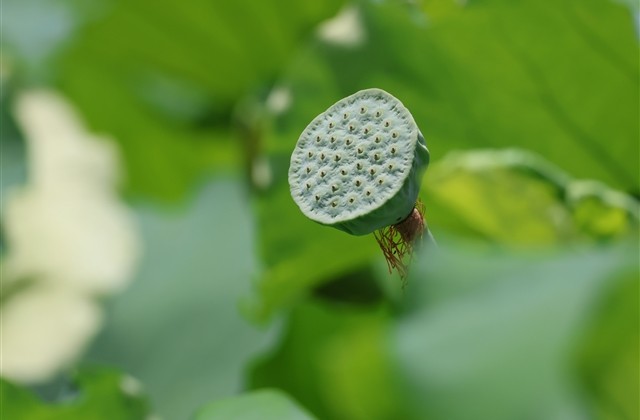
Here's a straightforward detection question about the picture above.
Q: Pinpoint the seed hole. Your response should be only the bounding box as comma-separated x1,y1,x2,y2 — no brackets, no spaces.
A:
315,195,320,201
334,155,341,162
343,113,348,119
349,125,354,132
320,153,325,160
306,167,311,174
320,171,326,177
392,132,398,138
360,107,366,114
364,128,369,134
391,147,396,154
332,185,338,192
378,179,383,185
316,135,321,142
366,191,371,196
308,152,313,158
375,111,381,117
346,139,352,145
356,163,362,170
384,121,390,127
329,122,334,128
306,183,311,189
331,201,337,208
388,164,393,170
375,136,380,143
370,168,376,175
374,154,380,161
355,180,361,187
357,148,363,154
330,136,336,143
341,169,347,175
349,198,355,203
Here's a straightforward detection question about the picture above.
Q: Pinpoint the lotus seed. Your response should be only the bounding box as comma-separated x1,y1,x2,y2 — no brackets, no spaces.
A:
288,88,429,236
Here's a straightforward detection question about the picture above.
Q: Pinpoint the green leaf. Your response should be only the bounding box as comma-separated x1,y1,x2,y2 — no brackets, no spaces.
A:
0,367,150,420
192,389,315,420
575,272,639,419
391,241,638,420
85,180,281,419
420,149,639,245
47,0,346,201
249,301,408,420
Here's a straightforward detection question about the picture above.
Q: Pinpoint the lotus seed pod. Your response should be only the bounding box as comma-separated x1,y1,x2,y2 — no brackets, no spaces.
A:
289,88,429,235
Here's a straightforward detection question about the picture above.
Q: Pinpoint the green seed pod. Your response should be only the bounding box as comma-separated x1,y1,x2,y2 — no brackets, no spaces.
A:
289,88,429,235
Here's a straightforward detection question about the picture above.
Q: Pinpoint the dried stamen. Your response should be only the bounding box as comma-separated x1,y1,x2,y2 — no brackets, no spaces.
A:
373,200,426,288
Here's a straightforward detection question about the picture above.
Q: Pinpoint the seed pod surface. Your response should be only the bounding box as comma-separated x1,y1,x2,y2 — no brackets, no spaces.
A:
289,88,429,235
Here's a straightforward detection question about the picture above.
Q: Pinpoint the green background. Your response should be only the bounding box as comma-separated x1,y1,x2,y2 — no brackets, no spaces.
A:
2,0,638,419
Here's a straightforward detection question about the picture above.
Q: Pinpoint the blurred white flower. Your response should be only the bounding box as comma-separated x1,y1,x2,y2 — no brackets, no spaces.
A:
0,285,102,383
1,90,140,383
4,90,140,294
317,5,366,48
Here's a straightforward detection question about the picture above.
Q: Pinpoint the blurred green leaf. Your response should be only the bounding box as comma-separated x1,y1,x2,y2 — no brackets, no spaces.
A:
576,272,639,419
85,180,281,419
49,0,346,201
392,241,638,420
250,301,408,420
420,149,639,245
0,367,149,420
192,389,315,420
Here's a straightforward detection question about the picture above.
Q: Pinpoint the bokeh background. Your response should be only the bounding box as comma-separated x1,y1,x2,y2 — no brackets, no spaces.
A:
1,0,639,419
